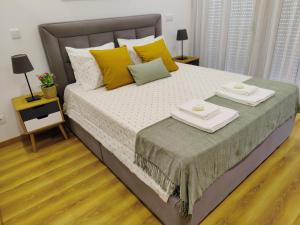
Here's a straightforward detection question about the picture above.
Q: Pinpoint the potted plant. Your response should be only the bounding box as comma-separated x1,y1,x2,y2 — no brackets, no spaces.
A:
37,73,57,99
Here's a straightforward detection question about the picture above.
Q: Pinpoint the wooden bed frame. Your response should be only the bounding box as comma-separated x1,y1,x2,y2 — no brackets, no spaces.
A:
39,14,294,225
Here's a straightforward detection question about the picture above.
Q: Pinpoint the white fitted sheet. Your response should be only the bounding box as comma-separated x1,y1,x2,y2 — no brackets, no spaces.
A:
64,63,250,201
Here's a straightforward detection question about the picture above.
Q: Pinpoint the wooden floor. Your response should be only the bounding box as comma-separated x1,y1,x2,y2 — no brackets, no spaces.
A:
0,115,300,225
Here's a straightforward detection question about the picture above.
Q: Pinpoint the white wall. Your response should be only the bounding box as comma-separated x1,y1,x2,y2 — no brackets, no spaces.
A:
0,0,192,142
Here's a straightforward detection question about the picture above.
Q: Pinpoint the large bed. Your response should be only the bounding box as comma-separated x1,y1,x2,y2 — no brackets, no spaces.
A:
39,14,297,225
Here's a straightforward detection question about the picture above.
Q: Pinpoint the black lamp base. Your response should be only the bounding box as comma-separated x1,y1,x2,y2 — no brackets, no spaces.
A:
26,95,41,102
178,56,188,60
174,56,189,60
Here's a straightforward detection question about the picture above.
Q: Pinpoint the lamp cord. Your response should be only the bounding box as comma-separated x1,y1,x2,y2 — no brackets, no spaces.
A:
24,72,34,99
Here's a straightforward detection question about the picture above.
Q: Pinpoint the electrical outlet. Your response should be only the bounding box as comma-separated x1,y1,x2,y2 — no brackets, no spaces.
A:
9,28,22,40
0,113,5,125
165,14,174,22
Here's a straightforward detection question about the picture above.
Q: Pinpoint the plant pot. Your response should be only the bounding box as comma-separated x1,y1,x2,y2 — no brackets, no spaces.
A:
41,85,57,99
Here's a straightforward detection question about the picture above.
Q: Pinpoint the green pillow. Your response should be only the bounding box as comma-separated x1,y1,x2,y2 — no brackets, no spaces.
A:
128,58,171,85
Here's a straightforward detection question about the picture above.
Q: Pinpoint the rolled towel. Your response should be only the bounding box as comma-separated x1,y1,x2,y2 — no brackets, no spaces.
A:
222,82,258,96
171,106,239,133
216,87,275,106
179,99,220,120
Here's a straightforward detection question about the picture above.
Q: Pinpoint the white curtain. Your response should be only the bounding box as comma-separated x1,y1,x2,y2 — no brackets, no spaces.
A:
191,0,300,85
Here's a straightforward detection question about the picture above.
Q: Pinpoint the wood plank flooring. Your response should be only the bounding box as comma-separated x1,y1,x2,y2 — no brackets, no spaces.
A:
0,115,300,225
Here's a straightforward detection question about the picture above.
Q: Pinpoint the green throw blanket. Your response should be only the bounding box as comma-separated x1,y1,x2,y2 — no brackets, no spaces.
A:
135,78,298,216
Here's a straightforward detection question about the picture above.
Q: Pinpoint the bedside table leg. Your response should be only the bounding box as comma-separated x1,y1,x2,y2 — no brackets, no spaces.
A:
0,209,3,225
58,124,68,140
29,133,37,152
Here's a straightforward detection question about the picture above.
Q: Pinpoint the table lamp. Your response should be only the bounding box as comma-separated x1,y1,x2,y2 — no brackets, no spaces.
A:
177,29,188,60
11,54,41,102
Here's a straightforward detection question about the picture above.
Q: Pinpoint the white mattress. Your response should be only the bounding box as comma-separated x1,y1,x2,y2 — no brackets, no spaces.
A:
64,63,250,201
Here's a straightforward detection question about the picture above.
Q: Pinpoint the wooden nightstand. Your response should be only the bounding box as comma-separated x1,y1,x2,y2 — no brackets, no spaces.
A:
173,56,200,66
12,93,68,152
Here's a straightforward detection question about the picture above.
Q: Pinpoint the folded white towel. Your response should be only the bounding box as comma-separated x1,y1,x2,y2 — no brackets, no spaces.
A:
171,106,239,133
222,82,258,96
216,87,275,106
179,99,220,120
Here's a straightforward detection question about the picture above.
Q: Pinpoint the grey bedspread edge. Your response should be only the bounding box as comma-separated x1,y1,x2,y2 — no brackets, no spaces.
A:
134,78,299,216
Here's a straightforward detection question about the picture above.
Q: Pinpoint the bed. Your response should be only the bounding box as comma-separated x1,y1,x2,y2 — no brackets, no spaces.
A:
39,14,297,225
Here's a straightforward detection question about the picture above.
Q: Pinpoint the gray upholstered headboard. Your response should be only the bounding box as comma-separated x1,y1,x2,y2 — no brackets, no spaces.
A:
39,14,162,99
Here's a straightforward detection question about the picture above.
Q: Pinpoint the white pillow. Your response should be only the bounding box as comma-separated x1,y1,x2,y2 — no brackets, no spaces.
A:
117,36,155,64
66,42,114,90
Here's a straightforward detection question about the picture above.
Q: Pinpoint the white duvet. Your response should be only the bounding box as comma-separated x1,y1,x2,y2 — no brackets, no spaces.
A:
64,63,250,201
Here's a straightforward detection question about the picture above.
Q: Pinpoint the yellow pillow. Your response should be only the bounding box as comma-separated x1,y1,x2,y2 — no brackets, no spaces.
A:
133,39,179,72
90,46,133,90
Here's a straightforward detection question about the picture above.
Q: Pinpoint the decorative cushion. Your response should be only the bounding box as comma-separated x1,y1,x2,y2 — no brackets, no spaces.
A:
133,38,179,72
66,42,114,90
90,47,134,90
128,58,171,85
117,35,155,64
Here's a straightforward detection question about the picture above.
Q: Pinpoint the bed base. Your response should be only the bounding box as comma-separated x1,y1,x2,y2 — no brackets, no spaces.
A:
67,117,294,225
39,13,295,224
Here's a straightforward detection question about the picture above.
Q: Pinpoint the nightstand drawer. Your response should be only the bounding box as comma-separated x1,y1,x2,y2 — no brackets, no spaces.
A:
20,101,60,121
24,111,63,132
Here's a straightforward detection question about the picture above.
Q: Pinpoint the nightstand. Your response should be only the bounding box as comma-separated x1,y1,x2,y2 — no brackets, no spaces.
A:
12,93,68,152
173,56,200,66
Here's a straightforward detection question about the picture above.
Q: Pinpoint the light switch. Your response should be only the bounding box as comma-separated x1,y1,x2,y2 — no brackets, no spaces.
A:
9,28,21,40
165,14,174,22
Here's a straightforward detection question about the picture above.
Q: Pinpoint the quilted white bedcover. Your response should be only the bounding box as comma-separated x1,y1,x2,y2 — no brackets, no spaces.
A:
64,63,249,201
